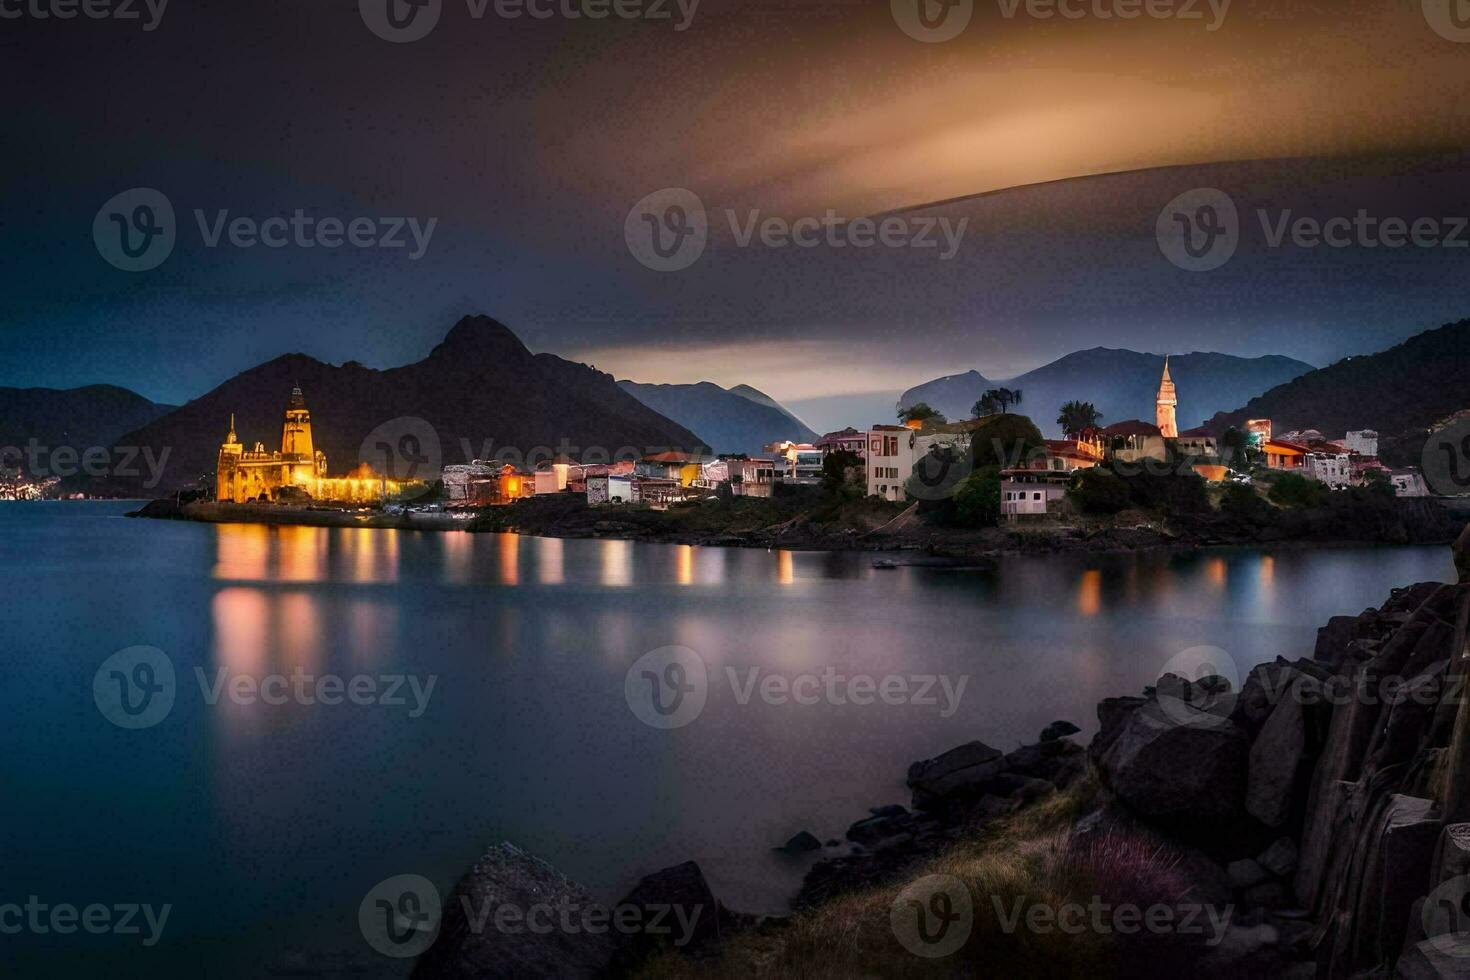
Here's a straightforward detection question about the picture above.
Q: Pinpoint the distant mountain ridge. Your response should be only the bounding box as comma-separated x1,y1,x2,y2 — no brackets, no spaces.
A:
899,349,1315,438
0,385,174,474
618,381,818,455
1204,319,1470,465
67,316,705,494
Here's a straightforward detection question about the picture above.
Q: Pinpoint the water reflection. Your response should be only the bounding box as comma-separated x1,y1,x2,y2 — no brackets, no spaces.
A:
1077,569,1102,617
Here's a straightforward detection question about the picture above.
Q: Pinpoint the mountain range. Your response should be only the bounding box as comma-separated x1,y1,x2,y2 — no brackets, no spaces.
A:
0,385,173,470
61,316,704,495
898,350,1316,438
617,381,819,455
1204,318,1470,466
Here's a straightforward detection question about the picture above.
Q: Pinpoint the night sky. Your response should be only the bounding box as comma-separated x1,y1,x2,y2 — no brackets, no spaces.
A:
6,0,1470,431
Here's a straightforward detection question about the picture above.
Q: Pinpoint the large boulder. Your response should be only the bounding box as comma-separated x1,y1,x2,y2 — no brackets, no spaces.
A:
1246,675,1326,828
1095,700,1249,824
906,740,1005,810
412,842,617,980
612,860,724,968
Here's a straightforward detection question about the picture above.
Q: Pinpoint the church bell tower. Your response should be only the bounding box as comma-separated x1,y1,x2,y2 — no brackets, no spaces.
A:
1155,357,1178,438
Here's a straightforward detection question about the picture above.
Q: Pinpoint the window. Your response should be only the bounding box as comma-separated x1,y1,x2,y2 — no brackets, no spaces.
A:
1033,492,1043,501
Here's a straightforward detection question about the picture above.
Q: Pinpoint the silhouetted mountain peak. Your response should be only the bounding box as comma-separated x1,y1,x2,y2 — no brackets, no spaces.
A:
430,315,531,362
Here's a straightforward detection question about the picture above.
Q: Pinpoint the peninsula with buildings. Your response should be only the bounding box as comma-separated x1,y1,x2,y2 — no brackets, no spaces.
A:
122,337,1468,555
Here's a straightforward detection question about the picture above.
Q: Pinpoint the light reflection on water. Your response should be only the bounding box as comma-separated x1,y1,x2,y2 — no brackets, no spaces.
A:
1,503,1459,978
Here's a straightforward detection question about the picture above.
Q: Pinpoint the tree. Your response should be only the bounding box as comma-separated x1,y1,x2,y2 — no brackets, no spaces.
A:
1068,468,1130,515
953,466,1002,527
974,388,1023,417
1220,427,1253,473
821,449,863,498
1268,472,1330,509
1057,401,1102,438
899,402,945,425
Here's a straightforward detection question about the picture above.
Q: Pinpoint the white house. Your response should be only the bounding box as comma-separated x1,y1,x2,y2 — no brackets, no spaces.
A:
1305,450,1353,488
533,459,572,495
865,425,916,502
1344,430,1379,458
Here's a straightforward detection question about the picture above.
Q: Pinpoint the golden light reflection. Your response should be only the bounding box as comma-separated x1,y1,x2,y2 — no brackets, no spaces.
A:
777,550,794,586
211,586,270,677
1207,557,1227,589
537,536,564,586
276,525,326,582
442,529,471,584
601,539,632,587
346,527,400,583
278,591,323,674
499,534,519,586
1077,569,1102,618
1260,554,1275,586
676,545,694,586
212,522,269,580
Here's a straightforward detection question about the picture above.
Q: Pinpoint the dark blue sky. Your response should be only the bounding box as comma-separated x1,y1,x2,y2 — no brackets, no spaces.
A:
5,0,1470,431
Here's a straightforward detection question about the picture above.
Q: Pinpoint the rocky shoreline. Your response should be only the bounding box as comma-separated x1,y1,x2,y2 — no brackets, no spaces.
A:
411,530,1470,979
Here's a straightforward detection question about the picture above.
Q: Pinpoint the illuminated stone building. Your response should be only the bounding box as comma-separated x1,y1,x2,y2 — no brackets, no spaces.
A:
216,386,413,504
1155,356,1178,439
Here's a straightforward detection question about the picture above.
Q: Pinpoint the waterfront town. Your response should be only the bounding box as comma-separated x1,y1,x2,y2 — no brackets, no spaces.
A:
182,361,1440,520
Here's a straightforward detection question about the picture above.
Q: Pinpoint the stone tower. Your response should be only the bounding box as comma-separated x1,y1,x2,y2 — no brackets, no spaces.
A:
1155,357,1178,438
281,385,314,458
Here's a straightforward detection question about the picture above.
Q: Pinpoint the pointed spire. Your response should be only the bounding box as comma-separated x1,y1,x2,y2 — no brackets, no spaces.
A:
227,413,237,442
1161,355,1172,382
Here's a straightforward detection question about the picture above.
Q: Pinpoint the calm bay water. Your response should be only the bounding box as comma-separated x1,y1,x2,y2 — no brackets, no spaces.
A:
0,501,1456,976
